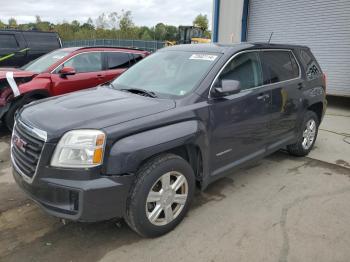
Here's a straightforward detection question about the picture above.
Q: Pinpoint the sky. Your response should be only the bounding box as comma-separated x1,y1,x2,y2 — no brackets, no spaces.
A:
0,0,213,28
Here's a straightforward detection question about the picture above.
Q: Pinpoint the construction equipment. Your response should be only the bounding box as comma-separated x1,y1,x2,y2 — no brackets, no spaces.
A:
179,26,211,44
166,26,211,46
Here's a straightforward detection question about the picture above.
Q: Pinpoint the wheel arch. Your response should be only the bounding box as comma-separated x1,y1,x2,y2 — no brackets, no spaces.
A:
307,101,324,124
144,144,204,188
105,120,209,188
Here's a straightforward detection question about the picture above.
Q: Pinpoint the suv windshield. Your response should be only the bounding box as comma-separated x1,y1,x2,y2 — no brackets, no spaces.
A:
112,51,219,97
21,49,71,73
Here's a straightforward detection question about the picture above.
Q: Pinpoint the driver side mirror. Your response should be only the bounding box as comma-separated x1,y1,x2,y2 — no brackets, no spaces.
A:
212,79,241,97
59,66,76,77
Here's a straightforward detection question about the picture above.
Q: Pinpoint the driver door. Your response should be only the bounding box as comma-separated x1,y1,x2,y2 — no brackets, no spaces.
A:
209,51,272,177
50,52,105,96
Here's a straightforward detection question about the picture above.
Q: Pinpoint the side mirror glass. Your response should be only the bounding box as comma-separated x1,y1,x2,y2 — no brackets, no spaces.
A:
213,79,241,97
59,66,76,77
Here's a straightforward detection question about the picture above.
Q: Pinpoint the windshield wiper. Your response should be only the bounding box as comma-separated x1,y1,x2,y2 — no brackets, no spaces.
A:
120,88,157,98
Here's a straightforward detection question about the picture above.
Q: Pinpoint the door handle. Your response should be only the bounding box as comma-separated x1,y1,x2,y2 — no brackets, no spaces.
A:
257,93,270,100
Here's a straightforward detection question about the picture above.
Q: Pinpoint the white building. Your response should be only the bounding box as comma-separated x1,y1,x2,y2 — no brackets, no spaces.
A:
212,0,350,97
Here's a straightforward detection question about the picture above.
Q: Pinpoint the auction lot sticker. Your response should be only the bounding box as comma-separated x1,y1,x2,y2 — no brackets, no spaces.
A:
189,54,217,61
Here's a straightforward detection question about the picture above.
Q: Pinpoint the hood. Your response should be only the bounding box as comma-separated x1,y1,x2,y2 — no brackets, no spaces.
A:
0,69,37,79
20,86,176,140
0,69,37,99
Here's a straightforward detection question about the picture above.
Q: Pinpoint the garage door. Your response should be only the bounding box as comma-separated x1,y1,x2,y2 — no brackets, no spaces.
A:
247,0,350,97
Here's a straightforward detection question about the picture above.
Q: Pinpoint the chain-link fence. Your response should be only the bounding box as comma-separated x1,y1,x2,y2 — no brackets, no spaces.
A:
62,39,166,52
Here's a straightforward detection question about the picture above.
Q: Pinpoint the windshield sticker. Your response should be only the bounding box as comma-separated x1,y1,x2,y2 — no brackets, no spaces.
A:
189,54,217,61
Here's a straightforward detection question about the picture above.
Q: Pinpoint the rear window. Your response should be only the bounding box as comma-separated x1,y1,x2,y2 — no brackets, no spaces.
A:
300,49,322,81
22,32,60,50
106,52,130,70
0,34,18,49
261,51,299,84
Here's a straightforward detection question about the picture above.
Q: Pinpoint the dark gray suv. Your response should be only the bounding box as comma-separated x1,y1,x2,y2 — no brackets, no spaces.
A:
11,43,327,237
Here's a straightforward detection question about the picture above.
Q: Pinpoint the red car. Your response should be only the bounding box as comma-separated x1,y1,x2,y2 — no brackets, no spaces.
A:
0,47,149,129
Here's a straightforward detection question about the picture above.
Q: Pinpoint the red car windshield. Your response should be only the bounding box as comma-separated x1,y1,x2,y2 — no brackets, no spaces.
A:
21,49,71,73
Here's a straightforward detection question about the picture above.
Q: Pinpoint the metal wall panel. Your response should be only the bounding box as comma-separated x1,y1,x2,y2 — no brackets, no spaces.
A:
218,0,244,43
247,0,350,96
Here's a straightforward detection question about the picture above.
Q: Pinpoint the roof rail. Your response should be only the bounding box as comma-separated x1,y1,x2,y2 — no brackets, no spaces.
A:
74,46,149,52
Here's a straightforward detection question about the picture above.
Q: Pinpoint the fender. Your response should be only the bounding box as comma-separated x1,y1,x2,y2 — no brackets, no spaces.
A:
17,73,52,96
105,120,209,176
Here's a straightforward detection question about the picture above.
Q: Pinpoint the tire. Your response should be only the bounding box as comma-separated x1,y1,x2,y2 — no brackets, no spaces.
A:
125,153,195,238
287,111,319,157
4,97,37,131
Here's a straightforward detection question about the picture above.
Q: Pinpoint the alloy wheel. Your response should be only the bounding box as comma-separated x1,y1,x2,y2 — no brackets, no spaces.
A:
146,171,188,226
302,119,316,150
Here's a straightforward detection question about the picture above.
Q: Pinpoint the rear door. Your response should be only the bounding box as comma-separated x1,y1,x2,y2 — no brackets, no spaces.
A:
260,50,302,148
102,52,132,83
209,51,272,176
50,52,105,96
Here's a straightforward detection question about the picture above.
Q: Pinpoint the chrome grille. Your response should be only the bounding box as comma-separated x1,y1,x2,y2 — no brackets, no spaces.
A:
11,121,45,179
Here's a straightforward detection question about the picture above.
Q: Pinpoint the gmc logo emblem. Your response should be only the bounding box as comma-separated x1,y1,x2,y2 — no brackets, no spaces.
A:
12,134,27,153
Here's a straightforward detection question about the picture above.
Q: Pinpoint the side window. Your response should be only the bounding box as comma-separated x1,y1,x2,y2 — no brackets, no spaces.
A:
306,61,321,81
64,52,102,73
300,49,321,81
299,49,312,65
218,52,263,90
106,52,130,70
261,51,299,84
130,54,143,66
289,52,300,78
0,34,18,49
22,33,60,49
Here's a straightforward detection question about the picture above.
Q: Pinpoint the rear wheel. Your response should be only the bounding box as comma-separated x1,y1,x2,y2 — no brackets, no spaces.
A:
287,111,319,156
4,97,37,131
125,154,195,237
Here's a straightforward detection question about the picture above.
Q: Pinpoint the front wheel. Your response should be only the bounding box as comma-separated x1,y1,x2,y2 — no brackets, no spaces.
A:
125,154,195,237
287,111,319,156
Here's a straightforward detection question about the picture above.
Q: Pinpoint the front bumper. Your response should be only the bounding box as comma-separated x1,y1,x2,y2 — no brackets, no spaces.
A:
12,163,135,222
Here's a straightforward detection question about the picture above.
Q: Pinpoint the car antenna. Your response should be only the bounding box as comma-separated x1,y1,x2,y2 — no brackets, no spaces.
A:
268,32,273,44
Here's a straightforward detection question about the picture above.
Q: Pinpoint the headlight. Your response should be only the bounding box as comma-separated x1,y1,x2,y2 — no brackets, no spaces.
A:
51,130,106,168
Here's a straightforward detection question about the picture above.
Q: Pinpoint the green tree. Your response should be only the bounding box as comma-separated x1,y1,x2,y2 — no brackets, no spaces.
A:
0,20,6,29
35,15,42,23
8,18,17,28
141,30,152,40
193,14,209,31
87,17,94,27
165,25,178,41
107,12,119,29
119,10,134,32
95,13,108,29
155,23,167,40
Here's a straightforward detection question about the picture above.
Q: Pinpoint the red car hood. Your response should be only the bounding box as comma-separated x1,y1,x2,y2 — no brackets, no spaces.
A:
0,68,37,79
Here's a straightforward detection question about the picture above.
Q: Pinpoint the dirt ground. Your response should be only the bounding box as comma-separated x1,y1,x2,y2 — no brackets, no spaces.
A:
0,96,349,262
